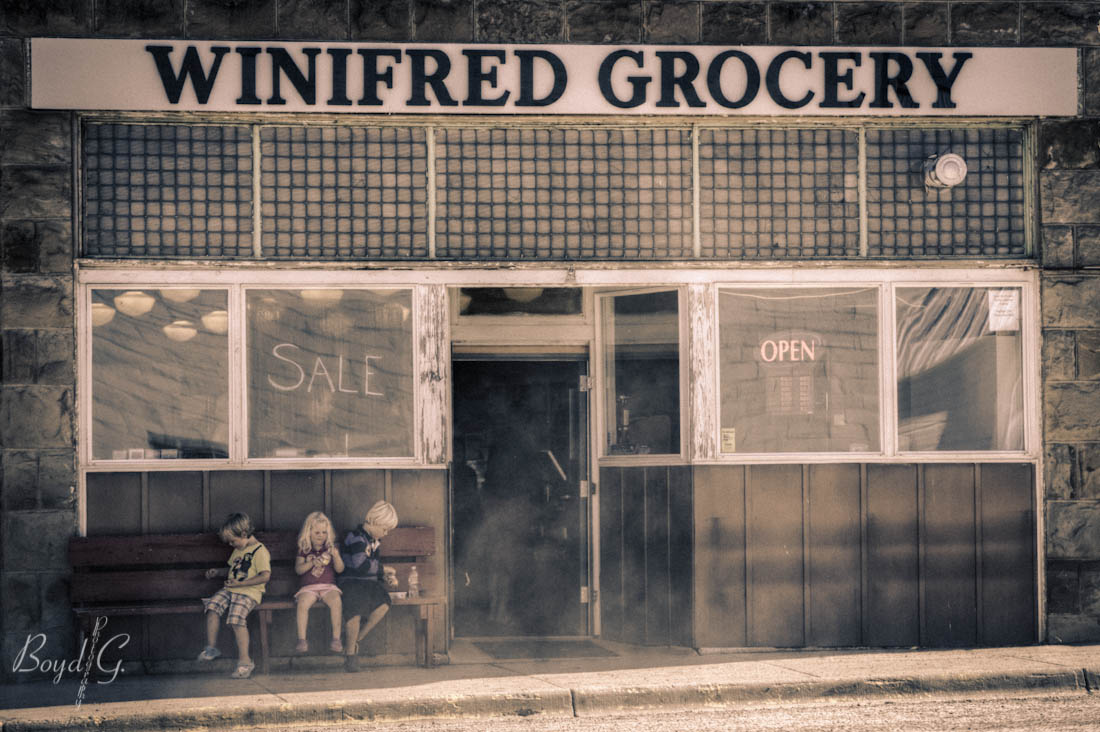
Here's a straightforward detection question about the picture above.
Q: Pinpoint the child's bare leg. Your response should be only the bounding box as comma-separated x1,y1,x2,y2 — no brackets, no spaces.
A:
231,623,251,666
321,591,342,640
296,594,318,641
205,610,220,648
356,604,389,643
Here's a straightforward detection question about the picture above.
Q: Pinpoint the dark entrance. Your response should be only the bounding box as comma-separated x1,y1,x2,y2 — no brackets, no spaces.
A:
451,358,589,637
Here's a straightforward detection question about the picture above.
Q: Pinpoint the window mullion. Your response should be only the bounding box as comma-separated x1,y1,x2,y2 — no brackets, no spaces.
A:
880,282,898,457
252,125,263,258
230,284,247,464
858,126,868,258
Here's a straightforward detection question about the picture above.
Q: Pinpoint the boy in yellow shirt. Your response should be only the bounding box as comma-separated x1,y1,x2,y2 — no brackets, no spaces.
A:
197,512,271,679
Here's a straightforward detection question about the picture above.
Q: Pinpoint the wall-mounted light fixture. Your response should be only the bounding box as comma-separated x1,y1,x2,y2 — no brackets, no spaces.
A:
923,153,968,189
163,320,198,342
91,302,116,326
505,287,543,303
160,288,201,303
300,289,344,305
201,310,229,334
114,290,156,317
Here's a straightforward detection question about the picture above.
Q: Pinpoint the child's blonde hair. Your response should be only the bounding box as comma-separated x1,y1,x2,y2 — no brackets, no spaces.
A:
297,511,336,554
364,500,398,532
220,512,255,540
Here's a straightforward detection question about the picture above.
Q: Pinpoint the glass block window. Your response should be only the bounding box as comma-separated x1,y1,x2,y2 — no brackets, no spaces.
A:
83,124,254,258
866,128,1026,257
699,128,860,259
435,128,693,260
260,126,429,259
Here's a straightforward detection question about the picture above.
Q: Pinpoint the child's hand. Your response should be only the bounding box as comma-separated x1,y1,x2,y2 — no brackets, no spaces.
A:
204,568,219,579
224,577,238,587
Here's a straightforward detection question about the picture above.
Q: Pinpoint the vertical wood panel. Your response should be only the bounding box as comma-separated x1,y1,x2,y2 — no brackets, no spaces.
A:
269,470,325,530
747,464,804,647
980,463,1036,645
331,469,386,535
621,467,648,643
923,464,978,646
86,472,142,534
644,467,671,644
669,466,693,646
807,464,862,646
209,471,264,531
865,464,919,646
147,471,203,533
692,465,746,647
599,467,624,642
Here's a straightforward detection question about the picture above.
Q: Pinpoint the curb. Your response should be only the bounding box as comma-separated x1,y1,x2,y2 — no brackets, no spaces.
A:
0,690,575,732
570,670,1087,715
0,670,1089,732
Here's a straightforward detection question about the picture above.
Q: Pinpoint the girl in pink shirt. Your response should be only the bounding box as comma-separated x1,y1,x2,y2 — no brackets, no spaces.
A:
294,511,345,653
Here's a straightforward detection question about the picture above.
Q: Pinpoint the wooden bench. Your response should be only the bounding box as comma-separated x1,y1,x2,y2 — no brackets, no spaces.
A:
69,527,444,675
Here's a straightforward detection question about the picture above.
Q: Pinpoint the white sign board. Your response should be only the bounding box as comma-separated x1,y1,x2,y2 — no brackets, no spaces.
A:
31,39,1078,116
988,289,1020,332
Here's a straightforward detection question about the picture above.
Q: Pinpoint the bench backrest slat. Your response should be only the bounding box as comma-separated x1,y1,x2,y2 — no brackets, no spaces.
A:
70,527,435,567
69,527,437,606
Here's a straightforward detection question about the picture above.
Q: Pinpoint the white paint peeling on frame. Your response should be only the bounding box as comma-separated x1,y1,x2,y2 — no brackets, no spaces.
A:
688,283,717,462
416,284,450,464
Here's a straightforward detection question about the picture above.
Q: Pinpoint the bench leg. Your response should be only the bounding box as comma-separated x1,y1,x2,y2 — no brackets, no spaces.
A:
424,606,436,668
415,605,436,668
257,610,271,675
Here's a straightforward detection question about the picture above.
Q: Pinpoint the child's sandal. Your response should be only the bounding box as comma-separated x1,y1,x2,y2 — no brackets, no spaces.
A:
230,661,255,679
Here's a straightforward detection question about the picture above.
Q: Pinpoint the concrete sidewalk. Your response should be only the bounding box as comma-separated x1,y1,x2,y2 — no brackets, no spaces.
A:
1,640,1097,731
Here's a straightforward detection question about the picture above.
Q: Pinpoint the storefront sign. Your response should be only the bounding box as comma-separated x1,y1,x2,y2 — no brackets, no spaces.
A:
31,39,1077,116
759,333,824,363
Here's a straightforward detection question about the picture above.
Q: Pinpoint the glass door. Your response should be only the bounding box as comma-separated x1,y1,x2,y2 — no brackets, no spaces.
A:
451,357,590,636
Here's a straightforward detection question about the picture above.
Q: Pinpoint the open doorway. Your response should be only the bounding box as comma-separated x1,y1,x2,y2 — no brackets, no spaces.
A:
451,358,589,637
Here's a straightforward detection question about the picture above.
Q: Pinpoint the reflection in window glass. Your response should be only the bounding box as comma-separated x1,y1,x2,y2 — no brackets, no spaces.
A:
896,287,1023,451
602,291,680,455
247,289,414,458
458,287,582,316
719,288,880,453
91,288,229,460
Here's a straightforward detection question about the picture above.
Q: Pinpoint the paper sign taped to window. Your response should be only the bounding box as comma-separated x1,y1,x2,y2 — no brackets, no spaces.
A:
721,428,736,453
988,289,1019,332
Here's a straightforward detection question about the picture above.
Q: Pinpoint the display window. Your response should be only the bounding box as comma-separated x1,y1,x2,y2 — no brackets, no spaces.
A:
90,287,229,460
246,288,414,459
83,281,420,465
599,289,682,457
718,286,881,454
714,276,1033,458
895,286,1024,452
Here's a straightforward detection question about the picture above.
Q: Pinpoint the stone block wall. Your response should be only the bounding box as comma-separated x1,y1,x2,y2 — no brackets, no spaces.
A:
0,102,78,671
2,1,1099,679
1040,115,1100,643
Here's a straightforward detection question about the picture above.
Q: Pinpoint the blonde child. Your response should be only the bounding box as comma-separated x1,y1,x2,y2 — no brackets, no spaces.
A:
294,511,345,653
338,500,399,672
197,512,271,679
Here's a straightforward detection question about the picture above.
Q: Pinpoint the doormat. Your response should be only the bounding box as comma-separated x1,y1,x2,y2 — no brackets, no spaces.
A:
473,639,617,660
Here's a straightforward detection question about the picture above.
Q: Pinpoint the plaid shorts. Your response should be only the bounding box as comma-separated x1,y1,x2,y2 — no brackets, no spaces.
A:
203,588,258,627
